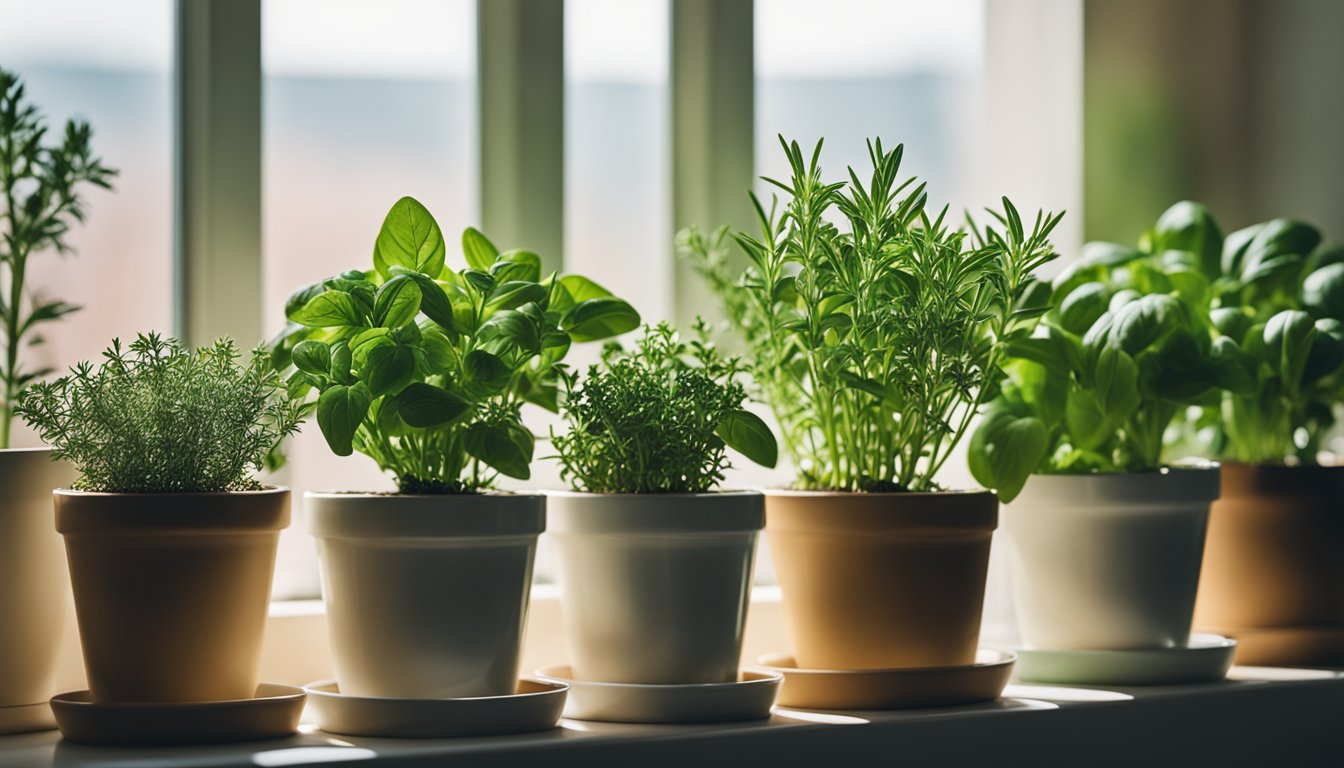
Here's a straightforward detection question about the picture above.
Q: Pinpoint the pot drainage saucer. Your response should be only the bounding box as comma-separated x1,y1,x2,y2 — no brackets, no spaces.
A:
0,702,55,736
1012,633,1236,685
757,649,1015,710
304,678,568,738
534,665,781,723
50,683,305,746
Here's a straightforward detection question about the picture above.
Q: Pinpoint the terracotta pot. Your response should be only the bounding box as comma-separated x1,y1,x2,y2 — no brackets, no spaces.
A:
1005,469,1217,650
1194,463,1344,665
55,487,288,703
548,491,762,684
0,450,76,724
307,492,543,699
766,490,997,670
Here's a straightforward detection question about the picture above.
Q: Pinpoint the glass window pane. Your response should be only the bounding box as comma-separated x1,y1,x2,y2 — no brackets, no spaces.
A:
263,0,477,597
564,0,671,325
0,0,174,446
755,0,984,208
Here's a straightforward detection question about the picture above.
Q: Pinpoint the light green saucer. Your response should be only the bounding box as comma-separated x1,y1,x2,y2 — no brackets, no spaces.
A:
1013,633,1236,686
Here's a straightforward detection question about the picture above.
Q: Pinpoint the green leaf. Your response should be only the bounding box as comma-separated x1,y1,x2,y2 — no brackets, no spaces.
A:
1107,294,1181,356
1302,263,1344,321
493,250,542,283
479,309,540,353
374,197,446,278
291,291,364,327
464,349,512,391
716,409,778,468
1151,200,1223,277
292,340,331,376
1057,283,1110,335
362,342,418,396
462,227,499,272
396,382,472,427
968,409,1047,503
464,421,534,480
1065,389,1111,451
1304,318,1344,384
563,297,641,342
1093,347,1140,422
317,382,373,456
486,281,547,312
374,274,423,327
1265,310,1316,394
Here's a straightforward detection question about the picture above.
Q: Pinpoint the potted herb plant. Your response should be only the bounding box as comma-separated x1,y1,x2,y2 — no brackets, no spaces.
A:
969,207,1235,650
548,320,776,684
17,333,303,703
0,67,114,726
1148,203,1344,664
685,137,1060,670
274,196,639,699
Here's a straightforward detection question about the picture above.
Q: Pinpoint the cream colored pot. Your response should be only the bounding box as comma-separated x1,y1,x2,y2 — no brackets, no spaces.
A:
0,449,75,726
307,492,543,699
548,491,762,684
1004,469,1218,650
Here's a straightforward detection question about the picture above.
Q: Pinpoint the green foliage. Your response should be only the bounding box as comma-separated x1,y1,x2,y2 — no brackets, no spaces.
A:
683,136,1061,492
15,333,304,493
1145,202,1344,464
0,67,116,447
273,196,640,494
969,199,1344,502
552,320,777,494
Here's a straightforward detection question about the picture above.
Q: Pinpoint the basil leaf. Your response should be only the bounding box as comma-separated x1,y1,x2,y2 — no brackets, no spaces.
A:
967,409,1047,503
462,227,499,272
292,339,331,376
464,421,534,480
716,409,778,468
374,274,423,328
291,291,364,328
374,196,446,279
362,342,418,397
464,349,512,392
1302,263,1344,321
563,297,640,342
317,382,372,456
1265,310,1316,395
396,382,472,427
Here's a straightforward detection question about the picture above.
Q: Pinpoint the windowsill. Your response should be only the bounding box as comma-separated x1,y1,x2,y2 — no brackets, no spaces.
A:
4,666,1341,766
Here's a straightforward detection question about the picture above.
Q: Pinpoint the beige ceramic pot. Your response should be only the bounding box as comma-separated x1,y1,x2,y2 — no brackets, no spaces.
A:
1005,469,1217,650
1194,463,1344,665
548,491,762,684
0,449,76,726
55,487,288,703
766,490,997,670
307,492,543,699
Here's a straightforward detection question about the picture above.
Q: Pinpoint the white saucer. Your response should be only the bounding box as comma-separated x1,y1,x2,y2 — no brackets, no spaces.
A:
1012,633,1237,685
0,702,55,736
304,679,568,738
535,665,781,723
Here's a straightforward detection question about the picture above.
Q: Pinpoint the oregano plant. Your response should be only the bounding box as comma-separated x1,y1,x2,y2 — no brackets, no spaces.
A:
684,136,1061,492
272,196,641,493
0,67,116,447
552,320,777,494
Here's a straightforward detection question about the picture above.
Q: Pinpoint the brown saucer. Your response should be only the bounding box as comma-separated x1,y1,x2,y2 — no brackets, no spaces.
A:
758,649,1015,710
50,683,305,746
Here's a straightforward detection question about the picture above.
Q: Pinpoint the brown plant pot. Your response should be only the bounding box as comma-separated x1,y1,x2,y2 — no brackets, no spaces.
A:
1193,463,1344,666
766,490,997,670
55,487,288,703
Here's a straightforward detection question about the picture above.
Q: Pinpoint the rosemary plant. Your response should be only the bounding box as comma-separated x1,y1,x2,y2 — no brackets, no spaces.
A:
684,137,1061,492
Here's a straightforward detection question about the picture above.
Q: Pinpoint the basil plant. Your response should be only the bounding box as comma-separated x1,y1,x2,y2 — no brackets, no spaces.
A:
1148,202,1344,464
272,196,640,493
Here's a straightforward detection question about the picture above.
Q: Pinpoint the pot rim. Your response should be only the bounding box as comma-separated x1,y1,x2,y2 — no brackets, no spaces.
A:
545,488,762,499
304,489,543,500
546,489,765,535
763,487,995,498
305,490,545,539
56,484,289,499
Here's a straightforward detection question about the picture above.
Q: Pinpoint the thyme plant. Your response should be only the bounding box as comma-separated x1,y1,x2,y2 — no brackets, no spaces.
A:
684,137,1061,492
16,333,305,492
552,320,776,494
0,68,116,446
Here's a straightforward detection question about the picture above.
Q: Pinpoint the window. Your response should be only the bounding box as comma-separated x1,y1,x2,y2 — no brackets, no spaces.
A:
0,0,174,447
262,0,478,597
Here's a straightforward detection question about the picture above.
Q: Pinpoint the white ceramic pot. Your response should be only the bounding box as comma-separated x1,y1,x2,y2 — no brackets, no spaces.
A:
547,491,763,684
0,449,76,719
1004,468,1218,650
306,492,544,699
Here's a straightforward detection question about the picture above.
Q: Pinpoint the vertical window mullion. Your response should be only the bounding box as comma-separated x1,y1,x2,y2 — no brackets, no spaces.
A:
174,0,263,348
